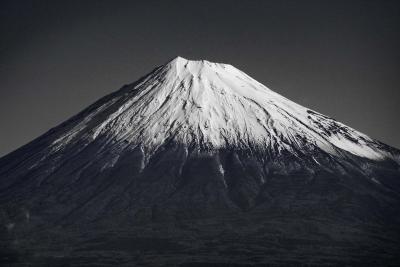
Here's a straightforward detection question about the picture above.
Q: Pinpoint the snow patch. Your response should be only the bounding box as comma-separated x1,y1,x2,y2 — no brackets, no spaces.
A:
42,56,391,162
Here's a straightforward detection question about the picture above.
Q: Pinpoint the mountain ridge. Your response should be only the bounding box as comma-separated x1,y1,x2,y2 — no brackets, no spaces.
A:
9,56,398,161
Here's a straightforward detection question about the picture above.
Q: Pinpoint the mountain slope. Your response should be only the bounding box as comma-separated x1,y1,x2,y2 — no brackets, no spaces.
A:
1,57,400,266
23,56,400,159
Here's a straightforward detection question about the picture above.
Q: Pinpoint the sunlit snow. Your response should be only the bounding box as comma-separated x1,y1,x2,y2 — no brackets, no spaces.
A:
51,56,392,161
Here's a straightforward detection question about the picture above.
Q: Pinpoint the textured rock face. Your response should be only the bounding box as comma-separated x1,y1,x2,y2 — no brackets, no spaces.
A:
1,57,400,266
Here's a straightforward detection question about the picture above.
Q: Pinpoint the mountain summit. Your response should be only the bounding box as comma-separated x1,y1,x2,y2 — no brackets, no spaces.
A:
1,57,400,266
46,56,397,160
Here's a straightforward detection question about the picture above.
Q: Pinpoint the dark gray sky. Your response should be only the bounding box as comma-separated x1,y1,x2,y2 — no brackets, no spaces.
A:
1,0,399,157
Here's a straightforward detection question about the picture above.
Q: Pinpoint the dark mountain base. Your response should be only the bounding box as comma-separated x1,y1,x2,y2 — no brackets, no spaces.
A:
2,211,400,267
1,146,400,266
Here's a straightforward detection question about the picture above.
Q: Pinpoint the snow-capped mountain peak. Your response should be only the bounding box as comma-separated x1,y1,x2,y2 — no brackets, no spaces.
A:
2,57,400,266
48,57,395,162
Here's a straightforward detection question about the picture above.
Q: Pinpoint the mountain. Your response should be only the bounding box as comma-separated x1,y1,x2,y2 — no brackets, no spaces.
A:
1,57,400,266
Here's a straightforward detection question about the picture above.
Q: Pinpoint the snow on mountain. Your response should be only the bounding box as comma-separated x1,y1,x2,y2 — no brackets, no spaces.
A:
49,56,394,161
